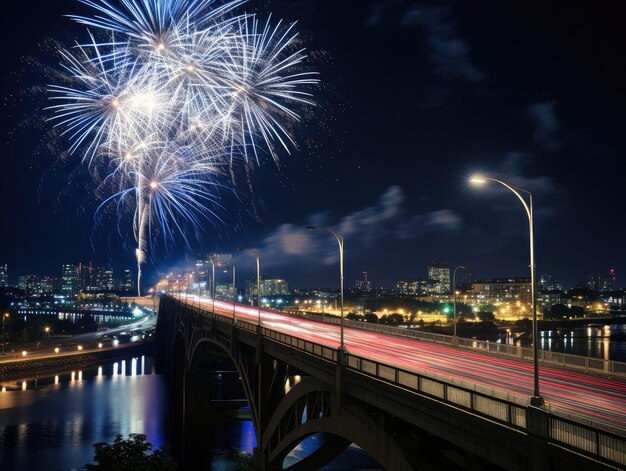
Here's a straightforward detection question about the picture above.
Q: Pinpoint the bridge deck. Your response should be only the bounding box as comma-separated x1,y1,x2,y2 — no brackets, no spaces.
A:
178,295,626,434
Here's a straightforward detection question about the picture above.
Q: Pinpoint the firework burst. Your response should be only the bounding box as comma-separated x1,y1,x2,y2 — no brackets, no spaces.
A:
46,0,318,294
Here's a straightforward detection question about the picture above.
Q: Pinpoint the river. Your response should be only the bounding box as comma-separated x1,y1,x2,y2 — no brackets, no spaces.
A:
499,322,626,362
0,356,381,470
4,323,623,470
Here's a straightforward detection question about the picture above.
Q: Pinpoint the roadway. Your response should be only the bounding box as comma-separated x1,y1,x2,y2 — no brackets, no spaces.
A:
178,295,626,433
0,314,157,363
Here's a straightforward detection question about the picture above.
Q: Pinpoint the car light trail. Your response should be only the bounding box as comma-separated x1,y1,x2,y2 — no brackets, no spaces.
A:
177,295,626,430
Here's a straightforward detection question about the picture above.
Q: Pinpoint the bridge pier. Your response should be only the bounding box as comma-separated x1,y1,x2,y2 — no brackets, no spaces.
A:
526,405,550,471
335,347,346,412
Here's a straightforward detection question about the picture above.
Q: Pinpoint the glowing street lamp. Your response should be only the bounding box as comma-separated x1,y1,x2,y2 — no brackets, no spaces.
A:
307,226,346,351
470,175,543,406
209,254,217,316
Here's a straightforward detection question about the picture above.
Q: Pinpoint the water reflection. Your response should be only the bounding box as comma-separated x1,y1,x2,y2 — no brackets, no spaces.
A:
284,435,382,470
502,323,626,362
0,356,167,471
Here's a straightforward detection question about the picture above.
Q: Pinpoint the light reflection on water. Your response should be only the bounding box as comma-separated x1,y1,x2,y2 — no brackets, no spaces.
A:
499,323,626,362
0,357,166,471
2,359,416,471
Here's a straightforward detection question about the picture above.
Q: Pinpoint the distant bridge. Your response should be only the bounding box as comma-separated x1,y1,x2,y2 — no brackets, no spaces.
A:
157,295,626,470
15,307,134,321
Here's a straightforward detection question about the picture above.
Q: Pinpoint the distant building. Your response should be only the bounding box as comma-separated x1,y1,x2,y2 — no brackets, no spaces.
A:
396,279,428,295
0,264,7,287
587,273,614,293
538,290,563,307
17,273,57,295
600,290,625,310
195,253,233,290
94,267,114,291
216,282,235,299
24,274,38,295
78,262,94,291
472,278,531,304
195,256,210,288
428,262,451,294
354,272,372,291
121,269,134,291
36,276,55,295
539,274,564,292
61,264,79,295
246,278,289,301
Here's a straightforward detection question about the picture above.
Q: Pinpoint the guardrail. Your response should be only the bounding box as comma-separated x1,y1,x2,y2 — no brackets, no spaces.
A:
345,350,626,467
174,297,626,468
284,310,626,377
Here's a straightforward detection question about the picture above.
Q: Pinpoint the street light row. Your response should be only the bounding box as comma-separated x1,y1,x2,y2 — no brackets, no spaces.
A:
198,175,543,405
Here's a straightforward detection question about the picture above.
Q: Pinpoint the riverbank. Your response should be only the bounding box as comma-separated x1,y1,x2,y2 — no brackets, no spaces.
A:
415,314,626,338
0,341,154,383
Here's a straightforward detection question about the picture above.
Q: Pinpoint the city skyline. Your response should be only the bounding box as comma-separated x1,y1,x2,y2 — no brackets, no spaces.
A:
1,0,625,289
0,254,622,292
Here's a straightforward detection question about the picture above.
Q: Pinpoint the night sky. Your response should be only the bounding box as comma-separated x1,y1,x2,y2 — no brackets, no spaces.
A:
1,0,625,289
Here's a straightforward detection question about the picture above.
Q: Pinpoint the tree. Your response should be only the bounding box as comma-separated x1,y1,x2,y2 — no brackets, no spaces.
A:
364,313,378,323
477,311,495,323
455,303,476,322
546,304,585,319
85,434,177,471
380,313,404,326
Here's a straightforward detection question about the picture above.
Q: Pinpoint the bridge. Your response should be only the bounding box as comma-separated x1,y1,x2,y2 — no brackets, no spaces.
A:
156,295,626,470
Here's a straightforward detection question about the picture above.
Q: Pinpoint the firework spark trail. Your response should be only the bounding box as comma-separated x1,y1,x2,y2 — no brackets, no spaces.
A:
46,0,318,295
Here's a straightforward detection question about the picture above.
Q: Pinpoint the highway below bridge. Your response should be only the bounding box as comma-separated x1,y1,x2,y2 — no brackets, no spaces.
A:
157,295,626,470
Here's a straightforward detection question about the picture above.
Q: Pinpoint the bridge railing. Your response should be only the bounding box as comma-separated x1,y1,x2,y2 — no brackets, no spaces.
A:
344,350,626,467
174,298,626,467
283,310,626,377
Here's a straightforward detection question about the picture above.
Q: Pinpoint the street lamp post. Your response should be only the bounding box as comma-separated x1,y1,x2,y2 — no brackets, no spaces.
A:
209,255,216,316
452,266,467,337
2,313,9,354
307,226,345,351
232,265,236,323
238,249,261,327
470,175,543,406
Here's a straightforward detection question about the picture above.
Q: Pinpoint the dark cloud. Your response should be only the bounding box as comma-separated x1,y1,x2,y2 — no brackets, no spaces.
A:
402,4,485,83
527,101,561,150
237,186,462,269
